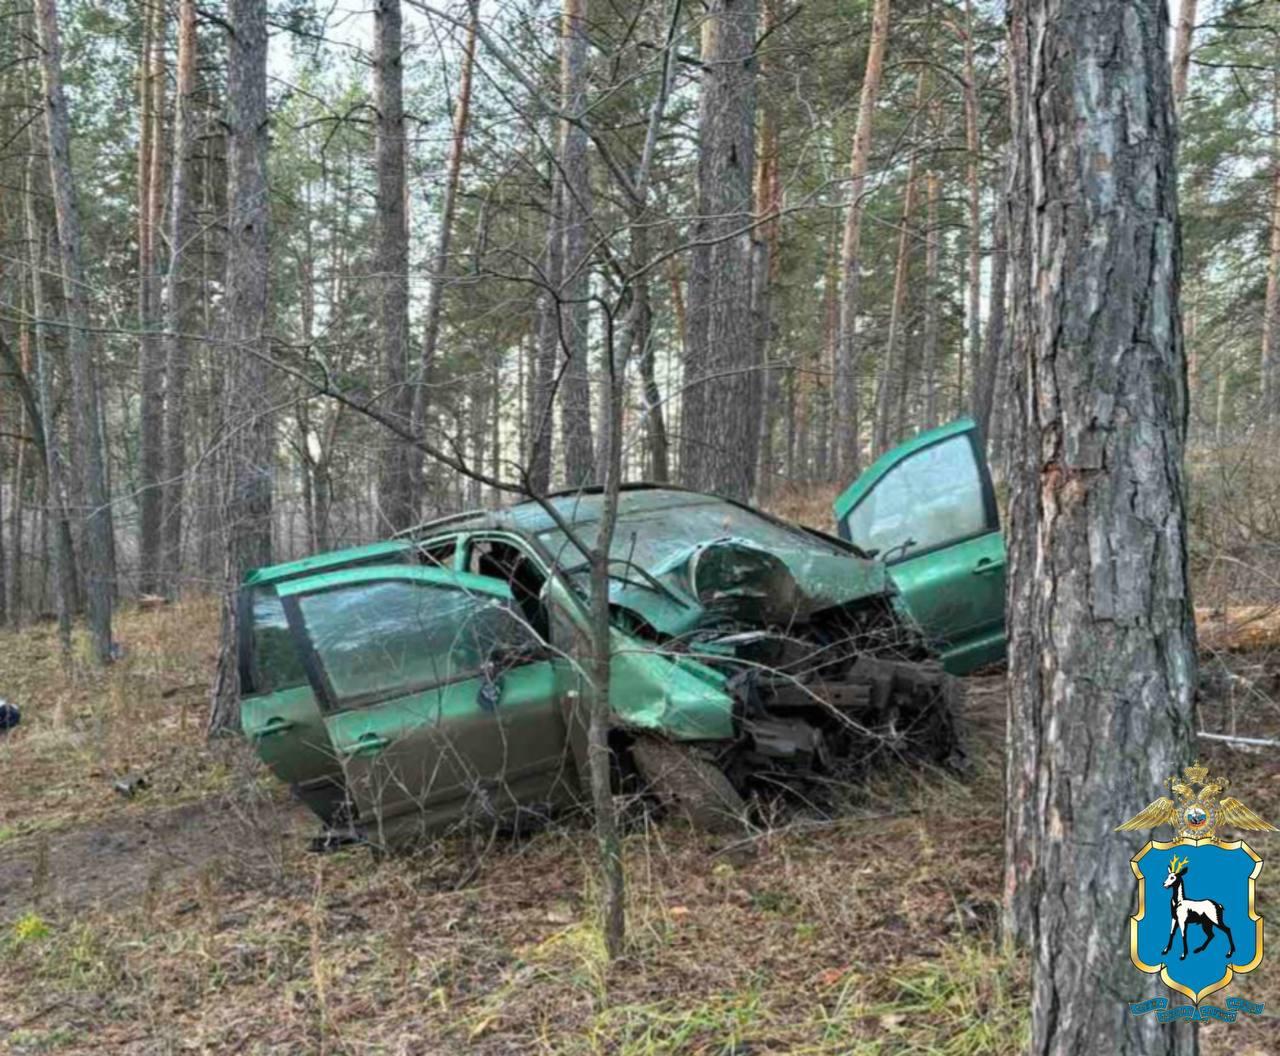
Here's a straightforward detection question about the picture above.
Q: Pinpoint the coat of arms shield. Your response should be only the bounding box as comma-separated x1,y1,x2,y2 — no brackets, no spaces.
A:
1129,838,1262,1003
1118,761,1273,1005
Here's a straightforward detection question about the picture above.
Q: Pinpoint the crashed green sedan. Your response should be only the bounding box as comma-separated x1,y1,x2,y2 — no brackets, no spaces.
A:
240,486,964,848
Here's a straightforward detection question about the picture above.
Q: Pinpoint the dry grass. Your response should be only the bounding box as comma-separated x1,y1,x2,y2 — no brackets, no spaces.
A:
0,597,230,845
0,600,1030,1055
4,596,1280,1053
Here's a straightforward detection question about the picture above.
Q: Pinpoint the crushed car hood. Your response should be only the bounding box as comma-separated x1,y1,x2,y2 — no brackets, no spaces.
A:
609,535,892,636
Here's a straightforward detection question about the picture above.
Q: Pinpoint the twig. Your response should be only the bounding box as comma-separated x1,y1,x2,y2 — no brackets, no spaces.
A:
1196,730,1280,749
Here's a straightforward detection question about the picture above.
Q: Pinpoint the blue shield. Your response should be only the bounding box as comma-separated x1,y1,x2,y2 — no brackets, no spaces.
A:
1130,838,1263,1003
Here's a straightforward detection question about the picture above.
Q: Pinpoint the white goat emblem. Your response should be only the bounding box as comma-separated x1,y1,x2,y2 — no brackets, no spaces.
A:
1161,854,1236,961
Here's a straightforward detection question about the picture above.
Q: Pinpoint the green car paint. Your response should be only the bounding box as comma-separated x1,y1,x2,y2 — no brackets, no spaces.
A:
241,539,413,588
244,486,922,843
833,417,1007,674
239,541,416,822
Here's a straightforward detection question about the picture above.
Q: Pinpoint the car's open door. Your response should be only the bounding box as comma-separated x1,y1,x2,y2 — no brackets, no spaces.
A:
277,565,574,847
833,418,1005,673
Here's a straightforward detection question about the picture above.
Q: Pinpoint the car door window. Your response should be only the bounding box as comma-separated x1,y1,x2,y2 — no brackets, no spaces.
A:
248,587,308,694
296,580,539,711
846,434,990,559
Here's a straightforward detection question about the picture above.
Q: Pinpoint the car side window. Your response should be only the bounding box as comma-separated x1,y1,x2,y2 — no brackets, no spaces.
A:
296,580,541,711
250,587,308,694
846,435,989,560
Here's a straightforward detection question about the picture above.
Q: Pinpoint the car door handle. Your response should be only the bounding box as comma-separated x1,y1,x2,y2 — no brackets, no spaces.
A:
342,733,393,756
972,559,1004,576
253,716,295,738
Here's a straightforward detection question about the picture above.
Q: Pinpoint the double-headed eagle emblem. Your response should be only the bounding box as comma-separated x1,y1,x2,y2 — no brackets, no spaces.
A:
1116,761,1276,842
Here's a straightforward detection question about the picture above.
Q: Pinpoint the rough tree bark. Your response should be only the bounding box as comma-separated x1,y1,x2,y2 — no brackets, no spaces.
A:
833,0,890,479
137,0,166,594
34,0,114,662
209,0,273,732
958,0,981,421
679,0,759,500
559,0,595,488
374,0,416,529
1171,0,1198,110
160,0,198,596
413,0,477,497
1003,3,1198,1053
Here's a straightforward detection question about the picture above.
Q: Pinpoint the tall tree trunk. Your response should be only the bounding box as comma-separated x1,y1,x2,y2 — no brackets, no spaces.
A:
679,0,759,500
374,0,415,529
874,71,925,456
24,140,74,652
973,173,1009,450
413,1,477,499
1261,63,1280,421
34,0,114,662
210,0,273,732
960,0,981,422
834,0,890,478
753,1,781,500
137,0,167,594
1171,0,1197,110
530,159,563,495
559,0,595,487
160,0,198,597
1004,3,1197,1054
921,166,941,429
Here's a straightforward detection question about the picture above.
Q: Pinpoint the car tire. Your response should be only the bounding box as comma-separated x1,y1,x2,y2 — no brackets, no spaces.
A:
630,738,749,834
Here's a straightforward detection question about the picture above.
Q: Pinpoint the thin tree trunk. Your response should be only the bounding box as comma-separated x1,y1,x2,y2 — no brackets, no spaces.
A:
834,0,890,478
587,324,627,960
1171,0,1197,110
960,0,981,422
530,159,563,495
34,0,114,662
413,1,477,499
874,72,925,456
374,0,415,529
921,166,940,429
24,144,74,652
160,0,198,597
754,4,781,500
210,0,273,732
1261,63,1280,421
1004,3,1197,1053
973,175,1009,449
560,0,595,487
137,0,167,593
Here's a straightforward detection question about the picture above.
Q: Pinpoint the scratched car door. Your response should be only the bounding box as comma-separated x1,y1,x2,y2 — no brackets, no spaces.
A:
834,418,1006,673
278,566,566,844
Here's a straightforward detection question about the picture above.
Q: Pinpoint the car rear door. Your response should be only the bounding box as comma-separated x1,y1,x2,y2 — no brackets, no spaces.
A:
239,583,348,824
278,565,571,846
833,418,1005,673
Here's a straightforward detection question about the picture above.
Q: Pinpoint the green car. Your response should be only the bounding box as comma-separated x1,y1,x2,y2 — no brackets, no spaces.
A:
240,486,965,848
833,417,1007,675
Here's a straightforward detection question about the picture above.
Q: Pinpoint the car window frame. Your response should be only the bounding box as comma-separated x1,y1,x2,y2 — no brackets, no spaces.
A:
277,566,524,715
846,430,1000,567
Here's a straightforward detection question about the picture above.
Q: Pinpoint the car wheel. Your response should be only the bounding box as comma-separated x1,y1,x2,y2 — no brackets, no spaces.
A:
630,738,749,834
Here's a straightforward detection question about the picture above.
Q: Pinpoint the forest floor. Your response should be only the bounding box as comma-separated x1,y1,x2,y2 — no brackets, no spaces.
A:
2,598,1280,1054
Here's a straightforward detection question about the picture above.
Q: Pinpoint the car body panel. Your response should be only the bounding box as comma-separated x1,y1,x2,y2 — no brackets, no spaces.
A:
833,418,1007,674
243,486,959,844
240,541,417,822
